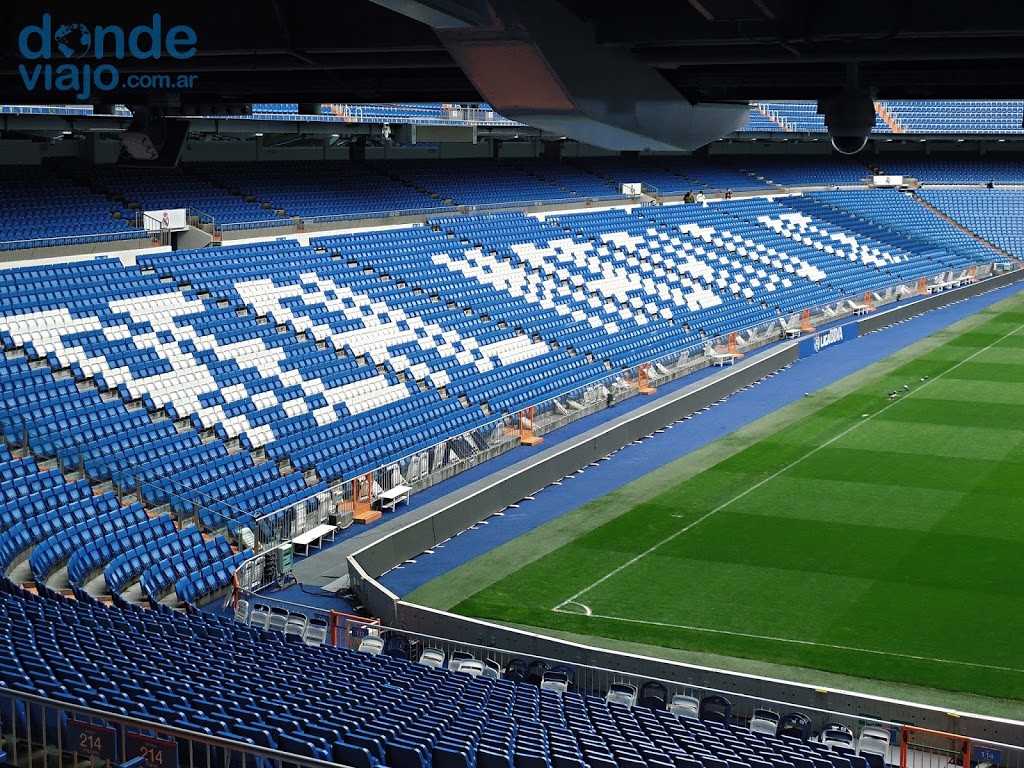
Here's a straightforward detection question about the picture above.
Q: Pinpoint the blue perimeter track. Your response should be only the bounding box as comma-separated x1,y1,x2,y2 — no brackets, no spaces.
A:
377,280,1024,597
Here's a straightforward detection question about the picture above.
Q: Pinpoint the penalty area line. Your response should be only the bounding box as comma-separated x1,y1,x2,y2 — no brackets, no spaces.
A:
548,609,1024,675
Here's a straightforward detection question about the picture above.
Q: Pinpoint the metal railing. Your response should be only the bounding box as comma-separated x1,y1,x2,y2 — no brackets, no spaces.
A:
327,103,523,127
0,229,149,253
2,634,1022,768
217,195,628,233
0,687,341,768
247,484,337,554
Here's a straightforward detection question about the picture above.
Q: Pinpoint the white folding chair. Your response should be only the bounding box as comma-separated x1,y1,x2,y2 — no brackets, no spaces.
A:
303,618,330,647
233,599,251,625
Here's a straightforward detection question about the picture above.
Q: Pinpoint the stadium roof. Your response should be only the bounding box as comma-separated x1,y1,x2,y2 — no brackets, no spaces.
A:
3,0,1024,106
3,1,1024,151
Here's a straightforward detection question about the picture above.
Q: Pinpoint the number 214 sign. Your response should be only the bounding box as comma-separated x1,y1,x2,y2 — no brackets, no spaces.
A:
125,732,178,768
68,720,117,762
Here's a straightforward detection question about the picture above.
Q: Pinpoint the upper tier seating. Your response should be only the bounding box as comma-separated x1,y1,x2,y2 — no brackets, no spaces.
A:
743,158,873,188
917,190,1024,258
740,103,889,134
194,161,443,221
806,190,997,265
89,166,270,226
568,157,775,194
739,100,1024,135
376,159,625,206
5,100,1023,135
0,167,145,251
247,102,520,126
882,101,1024,134
877,159,1024,185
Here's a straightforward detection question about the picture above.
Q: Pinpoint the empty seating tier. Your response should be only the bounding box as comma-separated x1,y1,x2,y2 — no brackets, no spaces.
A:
0,579,891,768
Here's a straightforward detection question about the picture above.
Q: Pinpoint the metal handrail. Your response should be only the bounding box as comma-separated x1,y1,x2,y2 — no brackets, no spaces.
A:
0,685,342,768
0,229,148,250
217,195,628,232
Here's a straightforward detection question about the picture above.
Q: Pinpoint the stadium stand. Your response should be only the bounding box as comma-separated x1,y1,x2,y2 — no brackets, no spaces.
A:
0,157,1012,621
374,159,625,206
876,158,1024,185
739,101,1024,135
917,190,1024,258
882,101,1024,134
565,157,777,194
744,101,828,133
0,155,1020,768
1,191,994,497
741,158,874,188
3,154,1023,257
5,100,1024,136
87,166,270,227
805,190,1000,265
0,167,145,251
192,161,444,222
0,576,893,768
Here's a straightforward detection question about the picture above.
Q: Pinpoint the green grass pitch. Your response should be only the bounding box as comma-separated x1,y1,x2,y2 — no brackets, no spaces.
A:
442,294,1024,704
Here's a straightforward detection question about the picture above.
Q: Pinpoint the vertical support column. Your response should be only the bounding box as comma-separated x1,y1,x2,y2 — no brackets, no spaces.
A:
542,139,563,162
351,472,380,523
636,363,656,395
329,610,341,647
727,331,744,359
519,406,543,446
800,308,816,332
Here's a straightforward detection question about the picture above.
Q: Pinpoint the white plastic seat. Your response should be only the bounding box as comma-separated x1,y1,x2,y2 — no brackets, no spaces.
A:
233,599,250,625
248,604,271,630
358,635,385,655
267,607,290,633
456,659,485,678
669,694,700,720
606,683,638,708
418,648,446,668
284,615,308,638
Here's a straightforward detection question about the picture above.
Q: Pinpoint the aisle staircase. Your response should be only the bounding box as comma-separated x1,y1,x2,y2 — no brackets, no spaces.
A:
874,101,906,134
753,103,793,132
910,191,1020,263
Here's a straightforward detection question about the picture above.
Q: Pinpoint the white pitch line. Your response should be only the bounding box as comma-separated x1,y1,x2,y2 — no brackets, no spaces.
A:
561,601,593,616
557,611,1024,674
554,319,1024,612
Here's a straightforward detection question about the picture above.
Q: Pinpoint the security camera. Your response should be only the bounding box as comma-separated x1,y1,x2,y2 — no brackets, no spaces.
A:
830,135,870,155
818,88,875,155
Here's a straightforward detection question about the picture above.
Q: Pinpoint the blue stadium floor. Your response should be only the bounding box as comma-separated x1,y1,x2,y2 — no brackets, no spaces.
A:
227,280,1023,616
